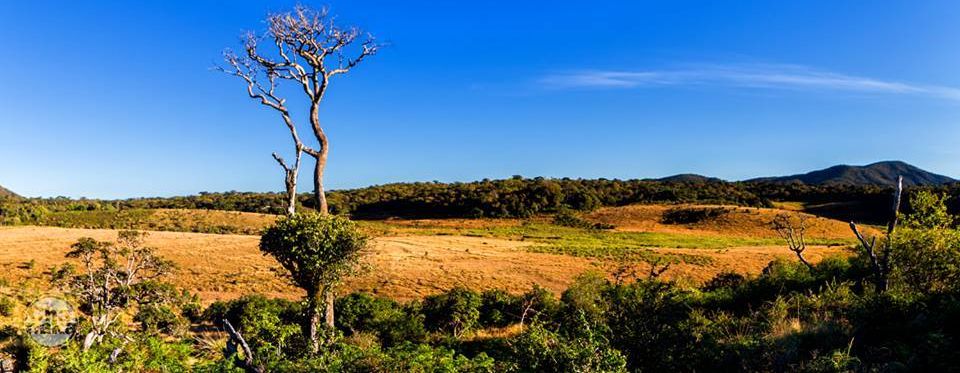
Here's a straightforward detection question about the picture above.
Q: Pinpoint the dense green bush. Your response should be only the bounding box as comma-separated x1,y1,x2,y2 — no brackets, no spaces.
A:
134,305,183,335
508,322,627,372
35,336,194,372
335,293,426,347
259,213,368,349
423,287,482,338
478,289,521,328
661,206,731,225
203,294,306,367
551,209,615,230
903,189,955,229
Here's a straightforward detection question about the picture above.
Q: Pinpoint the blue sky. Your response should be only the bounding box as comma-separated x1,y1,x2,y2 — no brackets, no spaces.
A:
1,1,958,199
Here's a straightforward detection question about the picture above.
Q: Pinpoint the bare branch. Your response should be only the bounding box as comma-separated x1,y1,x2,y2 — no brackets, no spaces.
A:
648,260,671,279
848,175,904,293
223,319,263,373
850,221,882,278
881,176,903,270
272,152,290,171
773,214,814,270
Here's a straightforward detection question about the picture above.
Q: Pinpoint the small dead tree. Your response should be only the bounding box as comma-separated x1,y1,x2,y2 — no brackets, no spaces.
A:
850,176,903,293
611,256,671,285
772,214,814,270
223,318,264,373
648,259,671,279
61,231,175,351
220,6,381,215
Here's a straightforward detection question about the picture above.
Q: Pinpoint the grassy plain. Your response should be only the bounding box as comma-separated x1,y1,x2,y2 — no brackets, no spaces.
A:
0,203,864,303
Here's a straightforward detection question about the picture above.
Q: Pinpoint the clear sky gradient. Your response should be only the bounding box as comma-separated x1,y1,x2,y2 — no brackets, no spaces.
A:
1,1,958,198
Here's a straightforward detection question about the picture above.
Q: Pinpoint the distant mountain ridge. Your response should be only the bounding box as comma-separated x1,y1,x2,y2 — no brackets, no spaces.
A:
654,174,723,183
748,161,956,186
0,162,953,200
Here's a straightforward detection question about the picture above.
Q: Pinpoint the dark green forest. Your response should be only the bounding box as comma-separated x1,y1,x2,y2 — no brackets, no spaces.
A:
4,177,960,225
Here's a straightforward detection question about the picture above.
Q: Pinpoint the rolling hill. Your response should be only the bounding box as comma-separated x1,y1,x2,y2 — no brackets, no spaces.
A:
654,174,723,183
748,161,956,186
0,184,18,199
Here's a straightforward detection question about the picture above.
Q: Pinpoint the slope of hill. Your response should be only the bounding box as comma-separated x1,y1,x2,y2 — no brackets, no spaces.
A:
0,185,18,199
749,161,956,186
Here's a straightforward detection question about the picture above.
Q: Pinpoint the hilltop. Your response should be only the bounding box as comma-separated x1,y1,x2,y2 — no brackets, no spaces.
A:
641,161,954,187
654,174,723,183
748,161,956,186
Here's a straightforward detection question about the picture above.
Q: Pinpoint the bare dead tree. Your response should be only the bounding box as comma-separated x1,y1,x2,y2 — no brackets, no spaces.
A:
518,298,536,328
772,214,814,270
223,319,264,373
849,176,903,293
220,5,381,215
273,151,301,216
218,44,304,216
610,257,671,285
648,259,671,279
61,231,175,351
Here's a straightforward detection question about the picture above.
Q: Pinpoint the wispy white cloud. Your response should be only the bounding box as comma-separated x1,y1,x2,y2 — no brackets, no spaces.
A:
539,63,960,102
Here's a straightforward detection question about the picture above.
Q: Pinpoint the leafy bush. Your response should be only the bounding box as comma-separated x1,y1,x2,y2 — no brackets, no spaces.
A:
335,293,426,347
423,287,482,338
559,272,610,331
259,213,368,345
661,206,731,225
134,305,183,335
516,285,561,325
376,343,496,372
508,322,627,372
551,209,614,230
889,228,960,293
601,280,699,371
58,337,192,372
703,271,746,292
0,296,15,317
478,289,521,328
903,190,955,229
203,294,306,365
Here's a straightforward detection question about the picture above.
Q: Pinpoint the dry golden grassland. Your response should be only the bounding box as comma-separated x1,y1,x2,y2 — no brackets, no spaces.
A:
0,204,868,304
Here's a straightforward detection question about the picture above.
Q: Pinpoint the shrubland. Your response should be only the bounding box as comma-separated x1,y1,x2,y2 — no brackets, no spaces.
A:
0,190,956,371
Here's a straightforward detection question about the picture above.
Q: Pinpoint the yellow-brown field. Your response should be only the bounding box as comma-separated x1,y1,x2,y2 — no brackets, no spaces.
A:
0,203,865,303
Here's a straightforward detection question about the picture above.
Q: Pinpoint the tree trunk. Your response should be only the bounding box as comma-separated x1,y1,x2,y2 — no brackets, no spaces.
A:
313,151,328,215
284,170,297,216
272,150,300,216
82,331,97,351
305,289,322,353
308,96,329,216
324,289,335,329
285,190,296,216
